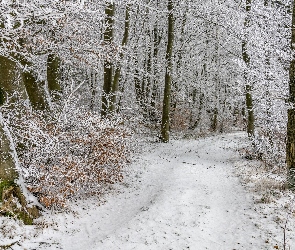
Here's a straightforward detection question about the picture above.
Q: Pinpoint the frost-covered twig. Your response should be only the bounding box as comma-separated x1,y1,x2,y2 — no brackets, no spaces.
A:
0,112,42,208
58,80,85,122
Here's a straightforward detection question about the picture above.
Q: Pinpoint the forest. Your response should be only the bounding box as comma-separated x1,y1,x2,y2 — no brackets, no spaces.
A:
0,0,295,248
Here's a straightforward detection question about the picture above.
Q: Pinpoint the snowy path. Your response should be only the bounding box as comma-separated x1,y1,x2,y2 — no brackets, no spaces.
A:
3,133,271,249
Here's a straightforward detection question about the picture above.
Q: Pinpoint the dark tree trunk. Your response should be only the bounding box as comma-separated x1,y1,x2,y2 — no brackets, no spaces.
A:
110,4,130,113
161,0,174,142
286,2,295,188
150,24,160,122
22,70,49,111
101,2,115,117
242,0,255,138
0,113,40,225
89,71,96,111
0,55,28,106
47,54,62,102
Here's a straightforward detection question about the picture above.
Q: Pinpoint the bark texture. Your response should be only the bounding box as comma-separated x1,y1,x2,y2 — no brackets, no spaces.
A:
161,0,174,142
286,2,295,188
0,55,28,106
22,69,49,111
47,54,62,102
110,4,130,113
0,114,40,225
242,0,255,138
0,117,18,182
101,2,115,117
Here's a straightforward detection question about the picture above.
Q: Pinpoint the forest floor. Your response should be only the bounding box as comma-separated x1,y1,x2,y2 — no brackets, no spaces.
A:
1,132,295,249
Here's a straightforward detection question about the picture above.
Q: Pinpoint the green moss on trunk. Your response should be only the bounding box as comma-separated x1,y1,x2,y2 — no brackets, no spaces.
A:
0,180,16,202
0,55,28,106
0,182,40,225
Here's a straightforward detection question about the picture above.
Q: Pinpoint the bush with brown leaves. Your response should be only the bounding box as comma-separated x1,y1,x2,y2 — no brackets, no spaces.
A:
3,107,131,209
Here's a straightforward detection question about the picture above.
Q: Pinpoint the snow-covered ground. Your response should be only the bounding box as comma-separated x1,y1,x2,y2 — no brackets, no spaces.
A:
1,132,295,249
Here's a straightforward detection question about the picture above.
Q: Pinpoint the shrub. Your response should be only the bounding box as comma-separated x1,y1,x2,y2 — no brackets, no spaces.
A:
3,107,131,209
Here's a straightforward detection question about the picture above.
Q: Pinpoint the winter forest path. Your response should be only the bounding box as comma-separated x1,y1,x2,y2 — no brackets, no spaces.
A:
26,133,270,249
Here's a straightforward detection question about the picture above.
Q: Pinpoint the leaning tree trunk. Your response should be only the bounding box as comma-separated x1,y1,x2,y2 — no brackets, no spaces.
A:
0,56,24,181
0,113,40,224
0,55,28,106
0,41,46,223
12,46,50,111
161,0,174,142
242,0,255,138
22,69,49,111
286,2,295,188
101,2,115,117
0,26,42,224
0,56,40,224
0,115,18,183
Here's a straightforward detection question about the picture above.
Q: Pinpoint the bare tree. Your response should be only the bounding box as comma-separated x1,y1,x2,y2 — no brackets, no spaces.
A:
286,1,295,188
242,0,255,138
161,0,174,142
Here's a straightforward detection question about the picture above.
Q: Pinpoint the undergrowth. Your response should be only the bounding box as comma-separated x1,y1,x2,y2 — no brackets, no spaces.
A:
236,142,295,249
2,106,131,209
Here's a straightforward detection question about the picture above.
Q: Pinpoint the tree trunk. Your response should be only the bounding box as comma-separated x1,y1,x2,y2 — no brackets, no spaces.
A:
286,2,295,188
0,113,40,224
145,49,152,115
0,56,22,193
89,71,96,111
47,54,62,102
101,2,115,117
110,4,130,113
211,107,218,132
190,92,204,130
150,23,160,122
242,0,255,138
161,0,174,142
134,57,144,108
170,10,187,128
0,114,18,183
13,41,49,111
0,55,28,106
133,5,148,115
22,69,49,111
